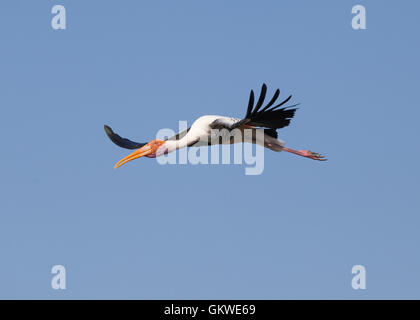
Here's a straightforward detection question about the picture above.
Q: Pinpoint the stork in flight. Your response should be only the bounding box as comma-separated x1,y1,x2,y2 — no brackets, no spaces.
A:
105,84,326,168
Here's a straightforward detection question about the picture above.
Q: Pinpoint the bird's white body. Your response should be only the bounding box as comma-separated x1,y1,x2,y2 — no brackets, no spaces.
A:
163,115,285,153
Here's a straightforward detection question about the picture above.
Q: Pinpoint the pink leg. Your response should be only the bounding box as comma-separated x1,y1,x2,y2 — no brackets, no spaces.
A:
282,147,327,161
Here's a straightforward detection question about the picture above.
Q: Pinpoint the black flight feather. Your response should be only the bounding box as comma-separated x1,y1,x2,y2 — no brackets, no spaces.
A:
243,84,298,130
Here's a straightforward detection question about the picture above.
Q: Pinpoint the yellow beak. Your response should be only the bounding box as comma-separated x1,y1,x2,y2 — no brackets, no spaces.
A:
114,144,153,169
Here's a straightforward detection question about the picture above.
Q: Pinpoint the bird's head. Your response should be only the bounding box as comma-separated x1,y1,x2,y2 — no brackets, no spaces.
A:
114,139,166,169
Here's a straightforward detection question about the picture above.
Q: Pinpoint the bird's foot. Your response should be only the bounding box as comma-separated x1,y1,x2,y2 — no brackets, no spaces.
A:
299,150,327,161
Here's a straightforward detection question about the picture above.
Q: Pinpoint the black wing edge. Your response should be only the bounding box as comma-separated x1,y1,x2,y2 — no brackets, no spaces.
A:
104,125,146,150
243,83,300,130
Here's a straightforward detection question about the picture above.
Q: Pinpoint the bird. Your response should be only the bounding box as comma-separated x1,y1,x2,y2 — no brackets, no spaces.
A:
104,83,326,169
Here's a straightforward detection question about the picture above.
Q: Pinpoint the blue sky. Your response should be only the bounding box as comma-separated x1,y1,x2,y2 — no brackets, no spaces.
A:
1,0,419,299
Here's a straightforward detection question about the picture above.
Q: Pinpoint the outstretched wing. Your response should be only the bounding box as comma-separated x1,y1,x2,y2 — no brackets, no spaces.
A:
104,125,191,149
232,84,299,129
243,83,299,129
209,83,298,138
